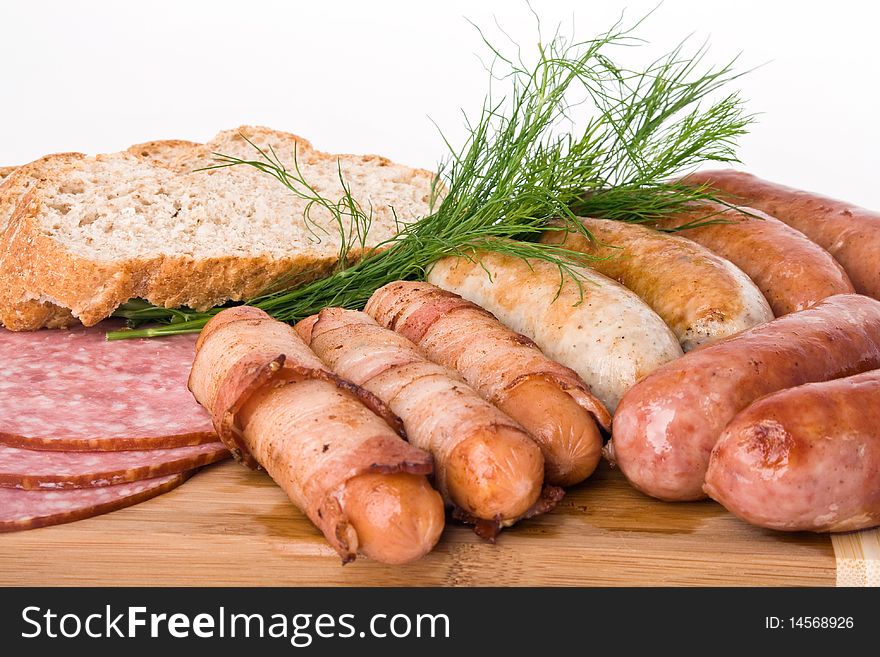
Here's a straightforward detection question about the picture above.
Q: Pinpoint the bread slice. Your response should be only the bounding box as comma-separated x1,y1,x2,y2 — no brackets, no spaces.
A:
0,126,436,330
0,143,197,238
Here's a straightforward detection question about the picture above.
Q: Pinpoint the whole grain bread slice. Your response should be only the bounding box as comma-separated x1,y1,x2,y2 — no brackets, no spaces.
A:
0,141,199,237
0,126,436,330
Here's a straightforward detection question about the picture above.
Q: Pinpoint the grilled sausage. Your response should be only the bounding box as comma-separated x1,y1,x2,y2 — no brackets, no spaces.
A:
681,170,880,299
609,294,880,501
542,217,772,350
424,251,683,411
653,202,855,316
705,370,880,532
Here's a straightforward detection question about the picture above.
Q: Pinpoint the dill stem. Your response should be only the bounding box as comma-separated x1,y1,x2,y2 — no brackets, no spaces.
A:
107,13,751,341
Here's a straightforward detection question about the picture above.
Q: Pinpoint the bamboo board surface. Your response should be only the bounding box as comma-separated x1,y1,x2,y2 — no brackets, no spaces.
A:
832,531,880,586
4,459,873,586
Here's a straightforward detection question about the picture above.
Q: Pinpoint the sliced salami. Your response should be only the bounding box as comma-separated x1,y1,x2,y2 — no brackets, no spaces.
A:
0,442,228,489
0,322,215,450
0,473,188,532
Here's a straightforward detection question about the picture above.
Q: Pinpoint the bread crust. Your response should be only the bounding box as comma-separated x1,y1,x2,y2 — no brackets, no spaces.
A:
127,139,201,168
174,126,436,185
0,127,434,330
0,166,17,184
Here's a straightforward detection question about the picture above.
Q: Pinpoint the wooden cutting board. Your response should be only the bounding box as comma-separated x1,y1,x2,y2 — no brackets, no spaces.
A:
0,460,875,586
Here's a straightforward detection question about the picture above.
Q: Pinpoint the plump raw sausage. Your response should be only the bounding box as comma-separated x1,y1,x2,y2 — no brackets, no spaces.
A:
189,306,445,564
542,217,773,350
609,294,880,501
705,370,880,532
681,170,880,299
653,202,855,315
365,280,611,486
296,308,548,532
425,251,683,411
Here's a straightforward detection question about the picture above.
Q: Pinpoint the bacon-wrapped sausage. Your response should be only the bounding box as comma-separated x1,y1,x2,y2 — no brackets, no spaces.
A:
705,369,880,532
189,306,444,564
422,251,683,412
609,294,880,501
365,280,613,486
542,217,773,350
680,170,880,300
652,203,855,316
296,308,552,537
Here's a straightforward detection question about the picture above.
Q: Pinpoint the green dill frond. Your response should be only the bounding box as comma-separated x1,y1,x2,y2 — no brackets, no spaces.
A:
108,12,752,340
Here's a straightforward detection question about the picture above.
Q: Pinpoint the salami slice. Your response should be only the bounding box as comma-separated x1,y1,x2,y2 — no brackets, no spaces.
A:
0,322,215,450
0,442,228,489
0,472,188,532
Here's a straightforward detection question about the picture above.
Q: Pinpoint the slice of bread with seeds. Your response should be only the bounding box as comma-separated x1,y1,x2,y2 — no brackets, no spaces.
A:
0,126,436,330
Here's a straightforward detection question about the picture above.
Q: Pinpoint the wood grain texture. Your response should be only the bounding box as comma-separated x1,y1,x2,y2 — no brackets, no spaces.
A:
0,460,837,586
832,530,880,586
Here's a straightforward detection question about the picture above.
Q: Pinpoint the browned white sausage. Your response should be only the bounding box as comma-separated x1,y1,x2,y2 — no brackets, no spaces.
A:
365,280,612,486
189,306,444,564
609,294,880,501
653,202,855,316
681,170,880,299
705,370,880,532
423,251,682,411
296,308,551,535
542,217,773,350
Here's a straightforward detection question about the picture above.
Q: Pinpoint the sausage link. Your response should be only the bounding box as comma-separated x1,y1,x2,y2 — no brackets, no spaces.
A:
705,370,880,532
681,170,880,299
423,251,682,411
542,217,772,350
365,278,614,486
609,294,880,501
654,202,854,316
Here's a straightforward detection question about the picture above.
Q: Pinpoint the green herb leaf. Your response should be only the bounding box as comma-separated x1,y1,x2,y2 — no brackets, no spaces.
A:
108,12,751,341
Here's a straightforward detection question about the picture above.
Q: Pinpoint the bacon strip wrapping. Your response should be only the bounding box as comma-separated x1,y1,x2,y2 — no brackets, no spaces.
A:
297,308,553,535
365,280,614,486
652,202,855,316
366,281,611,428
189,306,438,563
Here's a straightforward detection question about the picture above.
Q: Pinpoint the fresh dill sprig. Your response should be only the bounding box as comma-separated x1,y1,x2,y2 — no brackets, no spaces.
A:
108,13,752,340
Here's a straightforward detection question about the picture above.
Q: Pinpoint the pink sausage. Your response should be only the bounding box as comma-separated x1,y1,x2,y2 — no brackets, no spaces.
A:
705,370,880,532
608,294,880,501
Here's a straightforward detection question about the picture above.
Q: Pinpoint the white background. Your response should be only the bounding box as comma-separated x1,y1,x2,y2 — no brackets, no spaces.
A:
2,0,878,206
